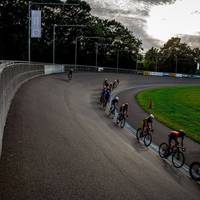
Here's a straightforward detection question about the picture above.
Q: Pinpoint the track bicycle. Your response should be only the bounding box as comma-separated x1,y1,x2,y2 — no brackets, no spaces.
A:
136,127,153,147
159,142,185,168
115,113,126,128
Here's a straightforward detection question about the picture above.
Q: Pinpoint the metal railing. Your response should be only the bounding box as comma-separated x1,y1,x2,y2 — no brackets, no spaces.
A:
64,64,141,74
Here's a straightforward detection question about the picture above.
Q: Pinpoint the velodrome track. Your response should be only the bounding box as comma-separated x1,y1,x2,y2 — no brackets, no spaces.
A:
0,73,200,200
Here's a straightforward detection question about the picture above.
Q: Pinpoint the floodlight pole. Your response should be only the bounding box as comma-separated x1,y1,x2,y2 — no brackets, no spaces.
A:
95,43,98,67
175,55,178,73
75,37,78,71
75,36,103,71
155,56,158,72
53,24,56,64
28,1,31,62
116,50,119,73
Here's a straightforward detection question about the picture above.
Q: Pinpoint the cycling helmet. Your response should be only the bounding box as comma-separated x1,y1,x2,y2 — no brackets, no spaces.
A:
150,114,154,119
115,96,119,100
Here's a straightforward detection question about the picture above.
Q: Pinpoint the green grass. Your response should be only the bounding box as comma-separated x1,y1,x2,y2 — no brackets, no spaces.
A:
136,86,200,143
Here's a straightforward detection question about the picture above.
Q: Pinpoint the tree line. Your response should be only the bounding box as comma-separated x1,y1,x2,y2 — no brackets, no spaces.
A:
0,0,142,68
143,37,200,74
0,0,199,73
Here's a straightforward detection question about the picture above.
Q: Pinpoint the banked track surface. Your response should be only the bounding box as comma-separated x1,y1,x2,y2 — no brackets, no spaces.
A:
0,73,200,200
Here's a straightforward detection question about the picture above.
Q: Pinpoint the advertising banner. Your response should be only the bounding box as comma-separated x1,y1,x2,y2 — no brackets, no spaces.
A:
44,65,64,75
98,67,104,72
31,10,41,38
163,73,170,76
150,72,164,76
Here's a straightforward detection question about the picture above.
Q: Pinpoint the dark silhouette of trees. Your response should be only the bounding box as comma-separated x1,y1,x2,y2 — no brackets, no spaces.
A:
144,37,200,74
0,0,142,69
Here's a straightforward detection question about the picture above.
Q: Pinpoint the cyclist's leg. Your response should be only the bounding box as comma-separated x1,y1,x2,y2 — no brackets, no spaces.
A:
142,121,146,134
117,113,121,123
104,98,107,108
168,135,177,153
103,97,106,108
113,104,116,114
100,95,103,104
174,137,179,146
168,134,172,149
109,103,113,111
105,97,109,107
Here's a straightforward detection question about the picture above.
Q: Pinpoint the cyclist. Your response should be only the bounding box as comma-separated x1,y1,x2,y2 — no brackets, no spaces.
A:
113,80,118,89
68,69,73,80
103,88,111,109
110,96,119,115
117,103,128,123
142,114,154,132
100,86,107,105
103,78,109,88
109,82,113,91
168,129,185,150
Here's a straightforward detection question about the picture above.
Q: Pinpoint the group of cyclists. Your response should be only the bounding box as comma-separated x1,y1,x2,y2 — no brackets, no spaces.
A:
140,114,185,152
100,78,129,125
111,97,128,126
99,77,199,180
100,79,120,109
99,78,186,158
140,113,186,157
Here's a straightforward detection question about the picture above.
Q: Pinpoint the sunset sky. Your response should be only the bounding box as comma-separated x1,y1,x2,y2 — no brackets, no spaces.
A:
85,0,200,50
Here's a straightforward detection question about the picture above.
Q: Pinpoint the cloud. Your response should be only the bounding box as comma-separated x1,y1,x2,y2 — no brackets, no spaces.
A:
85,0,177,50
191,10,200,15
113,15,163,50
136,0,176,4
179,34,200,48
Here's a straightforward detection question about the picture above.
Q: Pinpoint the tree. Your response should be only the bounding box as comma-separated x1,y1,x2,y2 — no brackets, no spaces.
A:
143,47,159,71
0,0,142,68
145,37,199,73
159,37,195,73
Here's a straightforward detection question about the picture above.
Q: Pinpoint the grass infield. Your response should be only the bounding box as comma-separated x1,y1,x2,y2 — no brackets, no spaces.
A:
136,86,200,143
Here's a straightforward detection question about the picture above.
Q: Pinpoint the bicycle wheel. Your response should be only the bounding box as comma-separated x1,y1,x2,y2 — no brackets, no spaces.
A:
136,128,143,140
189,162,200,181
143,133,152,147
159,143,169,158
172,150,185,168
120,118,125,128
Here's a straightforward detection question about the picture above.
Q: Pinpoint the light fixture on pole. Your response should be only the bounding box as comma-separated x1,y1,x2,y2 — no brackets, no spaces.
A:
74,36,104,71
